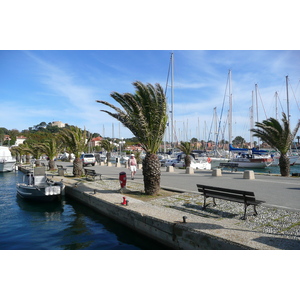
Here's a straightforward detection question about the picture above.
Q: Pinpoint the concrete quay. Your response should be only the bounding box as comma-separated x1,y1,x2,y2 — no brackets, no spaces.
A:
54,162,300,250
59,162,300,212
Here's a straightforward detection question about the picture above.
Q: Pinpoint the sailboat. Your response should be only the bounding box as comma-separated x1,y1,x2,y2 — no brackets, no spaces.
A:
269,76,299,166
227,71,273,168
229,145,273,168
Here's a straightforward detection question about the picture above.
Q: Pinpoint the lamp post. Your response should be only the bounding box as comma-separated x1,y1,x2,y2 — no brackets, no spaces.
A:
119,139,125,156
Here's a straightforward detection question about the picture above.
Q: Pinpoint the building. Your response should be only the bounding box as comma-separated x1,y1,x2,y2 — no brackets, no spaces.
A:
89,136,103,148
15,136,27,146
51,121,65,128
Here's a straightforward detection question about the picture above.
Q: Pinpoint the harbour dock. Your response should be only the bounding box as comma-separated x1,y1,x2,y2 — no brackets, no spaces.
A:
50,162,300,250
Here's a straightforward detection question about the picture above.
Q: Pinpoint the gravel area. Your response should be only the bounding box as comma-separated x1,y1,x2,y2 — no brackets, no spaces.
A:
88,176,300,242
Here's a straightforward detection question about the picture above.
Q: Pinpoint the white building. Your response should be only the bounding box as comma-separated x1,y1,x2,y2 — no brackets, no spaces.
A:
51,121,65,128
15,136,27,146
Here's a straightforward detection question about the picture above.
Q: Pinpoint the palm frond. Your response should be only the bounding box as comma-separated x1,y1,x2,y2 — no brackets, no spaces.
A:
96,81,168,154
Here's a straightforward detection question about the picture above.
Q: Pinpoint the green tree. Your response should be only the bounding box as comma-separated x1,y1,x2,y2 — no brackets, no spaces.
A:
101,139,116,164
232,136,246,146
10,144,28,163
177,141,194,168
37,136,63,170
60,126,90,177
97,81,168,195
251,112,300,176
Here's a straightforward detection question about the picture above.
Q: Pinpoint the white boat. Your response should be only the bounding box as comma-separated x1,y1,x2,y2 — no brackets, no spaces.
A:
0,146,16,172
229,145,273,168
173,157,212,170
16,167,64,202
271,155,299,166
209,157,231,169
231,154,273,168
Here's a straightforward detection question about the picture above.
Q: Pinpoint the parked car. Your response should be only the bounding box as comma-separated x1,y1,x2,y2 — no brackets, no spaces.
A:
80,153,96,166
161,159,180,167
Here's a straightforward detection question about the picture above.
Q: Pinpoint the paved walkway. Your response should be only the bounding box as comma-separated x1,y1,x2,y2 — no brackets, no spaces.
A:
58,162,300,212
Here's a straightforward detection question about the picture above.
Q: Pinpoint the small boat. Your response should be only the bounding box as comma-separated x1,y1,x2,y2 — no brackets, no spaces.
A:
271,154,299,166
0,146,16,172
229,145,273,168
230,154,273,168
174,158,212,170
16,167,64,202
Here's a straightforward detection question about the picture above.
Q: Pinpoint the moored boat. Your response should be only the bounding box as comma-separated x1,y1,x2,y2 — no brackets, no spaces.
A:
271,154,299,166
0,146,16,172
16,167,64,202
229,145,273,168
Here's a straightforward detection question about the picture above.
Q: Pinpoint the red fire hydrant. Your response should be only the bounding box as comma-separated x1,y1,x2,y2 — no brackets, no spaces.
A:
119,171,127,188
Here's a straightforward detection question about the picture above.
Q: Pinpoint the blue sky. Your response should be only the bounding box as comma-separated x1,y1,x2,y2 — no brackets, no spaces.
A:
1,2,300,143
1,50,300,142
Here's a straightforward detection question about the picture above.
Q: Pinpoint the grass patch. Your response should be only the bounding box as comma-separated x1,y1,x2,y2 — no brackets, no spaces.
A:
280,221,300,232
122,189,180,201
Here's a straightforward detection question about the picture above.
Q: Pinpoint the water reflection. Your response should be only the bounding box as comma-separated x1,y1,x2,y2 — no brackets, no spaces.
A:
16,195,64,213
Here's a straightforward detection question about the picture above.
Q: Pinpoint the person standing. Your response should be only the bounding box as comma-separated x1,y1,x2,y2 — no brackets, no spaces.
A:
128,154,137,180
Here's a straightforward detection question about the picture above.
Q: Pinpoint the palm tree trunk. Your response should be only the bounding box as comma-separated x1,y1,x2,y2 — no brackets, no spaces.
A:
48,159,56,170
142,153,161,195
184,155,192,168
73,157,83,177
35,159,41,167
279,154,290,176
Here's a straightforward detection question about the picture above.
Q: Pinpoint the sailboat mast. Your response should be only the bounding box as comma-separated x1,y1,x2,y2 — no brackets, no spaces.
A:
275,91,278,120
286,75,290,123
171,52,174,145
228,70,232,145
250,90,254,148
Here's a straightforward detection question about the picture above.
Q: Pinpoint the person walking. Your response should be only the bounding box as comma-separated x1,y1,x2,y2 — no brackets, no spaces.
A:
128,154,137,180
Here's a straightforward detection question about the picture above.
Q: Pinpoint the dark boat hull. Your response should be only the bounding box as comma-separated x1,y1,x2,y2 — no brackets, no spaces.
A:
16,184,62,202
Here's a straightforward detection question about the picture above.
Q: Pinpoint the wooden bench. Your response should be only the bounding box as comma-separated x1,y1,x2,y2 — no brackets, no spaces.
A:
84,168,102,180
219,162,238,172
196,184,265,220
57,164,68,173
41,162,49,170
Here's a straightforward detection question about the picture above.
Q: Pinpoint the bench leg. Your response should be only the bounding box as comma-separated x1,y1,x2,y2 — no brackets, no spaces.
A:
203,196,216,209
212,197,216,206
253,205,258,216
242,203,249,220
203,196,207,209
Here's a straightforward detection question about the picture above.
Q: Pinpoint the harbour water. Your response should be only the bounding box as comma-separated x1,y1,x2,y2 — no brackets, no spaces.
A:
0,171,168,250
237,164,300,175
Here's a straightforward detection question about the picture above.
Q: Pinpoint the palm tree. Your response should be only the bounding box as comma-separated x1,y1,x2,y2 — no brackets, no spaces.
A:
251,112,300,176
100,139,116,164
96,81,168,195
37,136,63,170
14,143,31,164
60,126,90,177
177,141,194,168
10,144,26,163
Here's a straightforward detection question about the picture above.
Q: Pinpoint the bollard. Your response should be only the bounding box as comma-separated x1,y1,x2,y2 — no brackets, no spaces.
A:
121,196,127,205
212,168,222,176
166,166,174,172
183,216,187,223
243,170,255,179
119,172,127,188
186,167,194,174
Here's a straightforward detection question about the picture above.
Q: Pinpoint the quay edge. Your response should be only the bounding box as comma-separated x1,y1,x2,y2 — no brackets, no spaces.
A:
62,177,281,250
65,184,251,250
